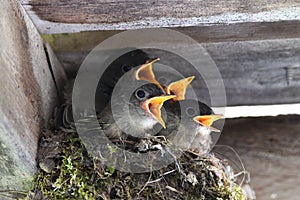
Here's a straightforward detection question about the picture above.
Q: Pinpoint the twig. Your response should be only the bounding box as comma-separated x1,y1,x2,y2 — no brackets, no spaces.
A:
161,169,176,176
0,190,28,195
137,172,152,195
166,186,182,194
147,178,163,184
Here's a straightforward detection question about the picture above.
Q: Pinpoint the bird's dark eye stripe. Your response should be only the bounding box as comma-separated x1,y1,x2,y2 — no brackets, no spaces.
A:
149,87,156,94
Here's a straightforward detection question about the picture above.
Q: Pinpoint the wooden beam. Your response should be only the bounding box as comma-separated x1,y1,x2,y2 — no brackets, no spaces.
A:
145,39,300,106
177,21,300,43
21,0,300,33
41,20,300,52
42,30,300,106
202,39,300,106
0,0,57,194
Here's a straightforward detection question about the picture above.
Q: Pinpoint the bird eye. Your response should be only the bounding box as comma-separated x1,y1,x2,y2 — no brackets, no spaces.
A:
135,89,147,100
186,107,195,116
122,65,133,72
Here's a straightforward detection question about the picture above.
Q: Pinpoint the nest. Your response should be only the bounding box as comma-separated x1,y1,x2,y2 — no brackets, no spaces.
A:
27,81,255,200
31,129,250,200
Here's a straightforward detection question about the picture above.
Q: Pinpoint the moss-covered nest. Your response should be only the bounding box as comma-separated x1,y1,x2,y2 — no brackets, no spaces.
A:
26,126,253,199
25,81,254,200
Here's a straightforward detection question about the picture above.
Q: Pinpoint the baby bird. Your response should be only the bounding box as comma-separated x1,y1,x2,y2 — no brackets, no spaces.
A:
161,99,223,155
98,82,174,139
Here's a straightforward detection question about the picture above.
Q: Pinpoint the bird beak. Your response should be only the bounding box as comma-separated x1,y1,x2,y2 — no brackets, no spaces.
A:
134,58,164,90
142,95,176,129
165,76,195,101
193,115,224,132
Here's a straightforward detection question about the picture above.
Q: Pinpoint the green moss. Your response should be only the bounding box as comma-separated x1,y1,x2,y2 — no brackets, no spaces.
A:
29,130,247,200
215,185,245,200
0,128,35,199
41,31,120,52
31,132,112,199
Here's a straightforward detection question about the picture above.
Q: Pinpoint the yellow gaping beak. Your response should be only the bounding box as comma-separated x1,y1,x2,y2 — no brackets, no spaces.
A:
193,115,224,132
142,95,176,129
134,58,164,90
165,76,195,101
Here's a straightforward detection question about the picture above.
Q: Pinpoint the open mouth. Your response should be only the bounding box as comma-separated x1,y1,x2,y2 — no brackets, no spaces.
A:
165,76,195,101
134,58,164,90
193,115,224,132
142,95,176,128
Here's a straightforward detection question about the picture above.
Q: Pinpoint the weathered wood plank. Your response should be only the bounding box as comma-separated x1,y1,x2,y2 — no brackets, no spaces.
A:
0,0,57,195
144,40,300,106
21,0,300,33
178,21,300,43
201,39,300,106
217,115,300,200
26,0,300,24
41,20,300,51
43,31,300,106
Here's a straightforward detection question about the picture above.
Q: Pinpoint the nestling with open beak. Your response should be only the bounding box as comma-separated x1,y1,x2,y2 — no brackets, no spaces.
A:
98,82,174,139
149,76,223,155
161,99,223,155
97,59,174,139
155,74,222,131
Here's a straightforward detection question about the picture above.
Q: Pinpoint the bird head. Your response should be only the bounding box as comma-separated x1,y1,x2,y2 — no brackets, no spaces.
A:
162,99,224,138
162,99,223,155
193,115,223,132
128,83,175,135
179,99,223,133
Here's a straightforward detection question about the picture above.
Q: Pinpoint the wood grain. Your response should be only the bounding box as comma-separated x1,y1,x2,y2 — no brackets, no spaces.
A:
177,21,300,43
217,115,300,200
21,0,300,33
41,20,300,51
26,0,299,24
144,40,300,106
43,31,300,106
0,0,57,193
